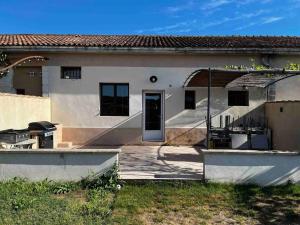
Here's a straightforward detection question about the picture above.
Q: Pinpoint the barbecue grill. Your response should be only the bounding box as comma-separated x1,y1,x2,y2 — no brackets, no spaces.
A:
0,129,30,144
28,121,57,148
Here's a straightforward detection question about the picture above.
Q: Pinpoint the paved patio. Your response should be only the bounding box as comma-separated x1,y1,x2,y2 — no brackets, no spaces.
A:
119,146,203,180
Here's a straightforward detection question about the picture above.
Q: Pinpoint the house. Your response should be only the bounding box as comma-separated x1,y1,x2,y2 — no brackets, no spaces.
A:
0,34,299,147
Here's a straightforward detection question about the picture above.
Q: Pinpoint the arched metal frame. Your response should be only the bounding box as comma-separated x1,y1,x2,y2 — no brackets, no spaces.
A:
263,74,300,88
183,68,300,88
0,55,48,78
183,67,300,149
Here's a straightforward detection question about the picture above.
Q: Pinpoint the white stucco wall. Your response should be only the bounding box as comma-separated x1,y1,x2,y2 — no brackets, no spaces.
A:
0,149,120,181
274,76,300,101
43,53,268,129
0,93,51,130
268,55,300,101
1,52,299,145
203,150,300,186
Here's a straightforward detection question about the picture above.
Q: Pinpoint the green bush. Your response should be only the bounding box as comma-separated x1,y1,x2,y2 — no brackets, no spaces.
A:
52,182,77,194
80,164,119,191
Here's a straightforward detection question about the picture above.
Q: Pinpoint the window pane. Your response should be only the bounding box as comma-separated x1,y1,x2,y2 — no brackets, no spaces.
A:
102,85,114,97
116,84,129,115
228,91,249,106
185,90,196,109
145,93,161,130
116,85,128,97
100,83,129,116
61,67,81,79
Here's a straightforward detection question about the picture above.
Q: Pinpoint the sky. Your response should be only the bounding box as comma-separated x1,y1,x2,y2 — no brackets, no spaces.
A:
0,0,299,36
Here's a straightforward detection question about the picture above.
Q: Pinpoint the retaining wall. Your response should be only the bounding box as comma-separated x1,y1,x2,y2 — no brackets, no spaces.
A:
0,149,120,181
203,150,300,186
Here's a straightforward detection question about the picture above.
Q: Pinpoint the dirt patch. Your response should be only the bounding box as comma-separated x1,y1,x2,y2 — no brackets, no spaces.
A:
52,190,87,203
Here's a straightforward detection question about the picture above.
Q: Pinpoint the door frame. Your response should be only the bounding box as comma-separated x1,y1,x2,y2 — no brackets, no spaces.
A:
142,90,165,142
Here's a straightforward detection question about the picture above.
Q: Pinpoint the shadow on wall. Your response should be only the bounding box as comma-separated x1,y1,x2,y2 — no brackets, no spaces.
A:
208,154,300,186
73,88,265,147
240,165,300,186
227,104,266,128
77,111,143,147
76,89,210,147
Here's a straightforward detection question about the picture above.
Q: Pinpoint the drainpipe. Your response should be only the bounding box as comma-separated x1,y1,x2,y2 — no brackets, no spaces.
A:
206,68,211,149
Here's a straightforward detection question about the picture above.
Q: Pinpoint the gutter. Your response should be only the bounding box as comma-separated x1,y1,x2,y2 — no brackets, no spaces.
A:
0,46,300,55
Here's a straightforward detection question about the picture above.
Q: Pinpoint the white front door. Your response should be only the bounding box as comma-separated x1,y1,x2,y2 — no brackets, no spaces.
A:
142,91,164,141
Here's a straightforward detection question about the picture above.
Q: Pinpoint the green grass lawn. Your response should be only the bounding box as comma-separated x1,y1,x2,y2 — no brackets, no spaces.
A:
0,179,114,225
110,181,300,225
0,179,299,225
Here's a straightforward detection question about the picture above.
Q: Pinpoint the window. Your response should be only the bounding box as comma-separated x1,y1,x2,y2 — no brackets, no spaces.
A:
61,67,81,79
228,90,249,106
100,83,129,116
185,90,196,109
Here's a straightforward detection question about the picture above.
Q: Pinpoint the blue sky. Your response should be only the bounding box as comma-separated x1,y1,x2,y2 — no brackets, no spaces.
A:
0,0,299,36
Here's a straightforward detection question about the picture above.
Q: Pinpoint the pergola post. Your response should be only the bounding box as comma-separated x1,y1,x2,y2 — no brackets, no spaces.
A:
206,68,211,149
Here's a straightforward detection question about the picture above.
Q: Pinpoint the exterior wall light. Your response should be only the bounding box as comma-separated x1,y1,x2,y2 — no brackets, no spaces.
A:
150,76,158,83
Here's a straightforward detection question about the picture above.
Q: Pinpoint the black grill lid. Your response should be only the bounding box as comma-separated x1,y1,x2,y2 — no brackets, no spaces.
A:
0,129,29,134
28,121,57,131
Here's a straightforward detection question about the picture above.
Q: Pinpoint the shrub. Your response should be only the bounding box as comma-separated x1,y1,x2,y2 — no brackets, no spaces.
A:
52,182,77,194
80,164,119,191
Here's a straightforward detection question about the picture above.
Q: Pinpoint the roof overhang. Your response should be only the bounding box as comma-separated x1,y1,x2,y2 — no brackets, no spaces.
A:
1,46,300,55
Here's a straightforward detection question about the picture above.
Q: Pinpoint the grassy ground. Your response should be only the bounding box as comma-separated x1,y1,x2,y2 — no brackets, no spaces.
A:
0,179,114,225
0,179,299,225
110,181,300,225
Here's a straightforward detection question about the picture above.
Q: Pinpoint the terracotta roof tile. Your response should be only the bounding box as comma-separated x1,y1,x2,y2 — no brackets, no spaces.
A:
0,34,299,49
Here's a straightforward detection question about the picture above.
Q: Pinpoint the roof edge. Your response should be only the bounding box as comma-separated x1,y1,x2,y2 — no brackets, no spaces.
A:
1,46,300,55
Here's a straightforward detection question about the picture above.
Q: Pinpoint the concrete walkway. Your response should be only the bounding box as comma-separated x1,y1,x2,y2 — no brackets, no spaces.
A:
119,146,203,180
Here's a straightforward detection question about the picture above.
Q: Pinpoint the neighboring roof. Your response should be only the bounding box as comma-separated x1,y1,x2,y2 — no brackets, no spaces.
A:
0,34,300,49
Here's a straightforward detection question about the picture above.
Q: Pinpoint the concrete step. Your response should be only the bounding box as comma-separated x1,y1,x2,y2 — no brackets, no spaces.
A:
57,142,73,149
140,141,166,146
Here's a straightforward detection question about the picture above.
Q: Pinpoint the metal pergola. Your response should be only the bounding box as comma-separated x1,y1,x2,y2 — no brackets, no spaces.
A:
183,68,300,149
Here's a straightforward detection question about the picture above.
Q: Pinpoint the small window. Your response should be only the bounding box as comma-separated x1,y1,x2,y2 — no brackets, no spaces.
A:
100,83,129,116
185,90,196,109
61,67,81,79
228,90,249,106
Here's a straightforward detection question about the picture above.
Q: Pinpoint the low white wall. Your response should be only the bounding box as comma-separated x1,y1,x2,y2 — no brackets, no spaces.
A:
0,149,120,181
203,150,300,186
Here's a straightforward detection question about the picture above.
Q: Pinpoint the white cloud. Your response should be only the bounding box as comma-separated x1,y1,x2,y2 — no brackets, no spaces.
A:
137,8,270,34
199,9,268,29
201,0,273,10
138,0,293,34
235,16,284,30
201,0,232,10
262,16,284,24
136,20,197,34
166,0,195,13
235,22,258,30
